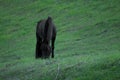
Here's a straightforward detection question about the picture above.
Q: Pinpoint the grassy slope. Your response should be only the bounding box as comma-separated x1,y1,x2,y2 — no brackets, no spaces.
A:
0,0,120,80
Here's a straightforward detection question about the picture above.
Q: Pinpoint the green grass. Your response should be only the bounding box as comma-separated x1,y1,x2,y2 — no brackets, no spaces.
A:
0,0,120,80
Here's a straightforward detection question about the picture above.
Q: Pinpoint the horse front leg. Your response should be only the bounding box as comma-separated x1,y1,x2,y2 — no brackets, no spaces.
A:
36,41,40,58
35,34,42,59
51,37,56,58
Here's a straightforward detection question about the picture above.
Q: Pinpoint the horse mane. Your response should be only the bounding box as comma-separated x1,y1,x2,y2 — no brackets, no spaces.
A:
44,17,52,44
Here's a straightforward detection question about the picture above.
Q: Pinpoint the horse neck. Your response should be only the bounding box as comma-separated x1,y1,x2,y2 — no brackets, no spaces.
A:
44,19,53,43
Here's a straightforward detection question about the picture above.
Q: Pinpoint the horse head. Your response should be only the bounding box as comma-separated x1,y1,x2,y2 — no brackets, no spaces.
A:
40,41,51,58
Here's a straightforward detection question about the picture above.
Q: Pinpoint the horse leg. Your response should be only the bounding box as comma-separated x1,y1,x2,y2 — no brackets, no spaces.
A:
51,37,56,58
35,34,42,59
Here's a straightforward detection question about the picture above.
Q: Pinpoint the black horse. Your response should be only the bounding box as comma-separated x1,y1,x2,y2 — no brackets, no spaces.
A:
35,17,56,59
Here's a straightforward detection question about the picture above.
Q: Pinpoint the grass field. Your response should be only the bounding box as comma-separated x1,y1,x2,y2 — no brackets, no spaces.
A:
0,0,120,80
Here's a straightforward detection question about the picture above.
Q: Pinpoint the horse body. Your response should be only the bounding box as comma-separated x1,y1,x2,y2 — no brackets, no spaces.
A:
36,17,56,58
